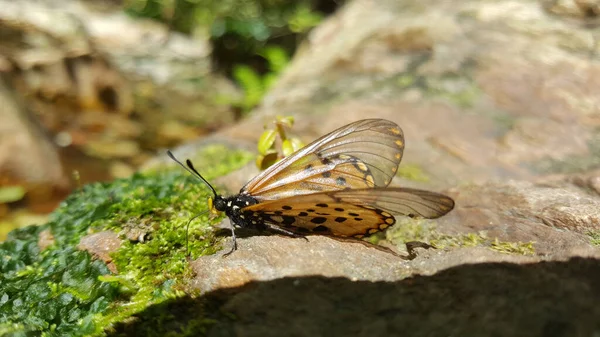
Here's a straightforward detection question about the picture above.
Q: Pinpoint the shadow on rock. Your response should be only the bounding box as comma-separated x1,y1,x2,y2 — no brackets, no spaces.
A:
107,257,600,337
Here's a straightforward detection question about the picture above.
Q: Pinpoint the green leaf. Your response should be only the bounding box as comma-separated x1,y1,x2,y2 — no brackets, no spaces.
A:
0,186,26,203
262,73,279,91
261,46,290,74
282,139,294,157
34,300,57,322
89,296,108,314
289,137,305,152
276,116,295,128
257,130,277,155
288,5,323,33
257,152,279,170
233,65,265,110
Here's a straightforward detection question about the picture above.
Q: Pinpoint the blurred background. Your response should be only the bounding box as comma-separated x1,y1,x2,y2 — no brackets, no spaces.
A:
0,0,342,239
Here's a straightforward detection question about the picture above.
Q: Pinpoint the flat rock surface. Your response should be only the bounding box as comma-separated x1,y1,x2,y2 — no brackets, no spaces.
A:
190,234,411,293
437,180,600,256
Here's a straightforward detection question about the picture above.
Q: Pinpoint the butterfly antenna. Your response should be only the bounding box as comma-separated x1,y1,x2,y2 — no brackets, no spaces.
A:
166,150,218,198
185,210,209,257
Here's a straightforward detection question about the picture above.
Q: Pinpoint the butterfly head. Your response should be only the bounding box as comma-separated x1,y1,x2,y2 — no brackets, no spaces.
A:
211,195,227,213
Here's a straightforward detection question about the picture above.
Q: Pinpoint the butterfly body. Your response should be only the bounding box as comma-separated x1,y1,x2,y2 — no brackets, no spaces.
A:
213,195,261,229
168,119,455,255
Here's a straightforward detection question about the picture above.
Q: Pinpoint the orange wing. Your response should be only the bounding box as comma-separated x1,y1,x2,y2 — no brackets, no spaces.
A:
240,187,454,237
241,119,404,201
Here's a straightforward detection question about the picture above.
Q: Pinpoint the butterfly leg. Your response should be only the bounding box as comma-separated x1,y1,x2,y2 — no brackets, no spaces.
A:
265,223,309,241
223,225,238,257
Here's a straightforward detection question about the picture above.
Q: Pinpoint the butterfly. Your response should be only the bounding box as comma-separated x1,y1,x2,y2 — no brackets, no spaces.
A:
168,119,454,255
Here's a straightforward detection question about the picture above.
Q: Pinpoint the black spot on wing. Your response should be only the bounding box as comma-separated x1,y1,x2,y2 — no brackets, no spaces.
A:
310,217,327,224
282,216,296,225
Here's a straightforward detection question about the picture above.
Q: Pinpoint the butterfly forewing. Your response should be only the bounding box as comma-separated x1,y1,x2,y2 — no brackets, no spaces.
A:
245,153,383,200
241,119,405,200
240,187,454,237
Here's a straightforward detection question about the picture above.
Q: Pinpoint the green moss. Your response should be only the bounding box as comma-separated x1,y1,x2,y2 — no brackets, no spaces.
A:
396,163,430,182
0,145,253,336
0,226,117,336
386,219,535,256
588,231,600,246
490,239,536,255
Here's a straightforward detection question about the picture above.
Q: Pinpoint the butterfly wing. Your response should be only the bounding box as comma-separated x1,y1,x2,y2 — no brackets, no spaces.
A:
331,188,455,219
241,119,405,200
240,187,454,237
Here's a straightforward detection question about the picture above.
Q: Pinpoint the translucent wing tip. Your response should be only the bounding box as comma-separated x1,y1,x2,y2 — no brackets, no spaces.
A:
421,194,455,219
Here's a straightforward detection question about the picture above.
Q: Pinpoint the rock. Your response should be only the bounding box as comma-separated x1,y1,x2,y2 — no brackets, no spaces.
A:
190,231,548,295
0,79,68,190
216,0,600,189
190,233,410,294
199,257,600,337
0,0,239,176
0,77,70,231
189,181,600,293
560,169,600,196
436,181,600,256
37,229,55,251
77,230,122,273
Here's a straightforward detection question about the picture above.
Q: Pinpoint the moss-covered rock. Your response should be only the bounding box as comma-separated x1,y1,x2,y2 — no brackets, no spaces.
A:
0,145,253,336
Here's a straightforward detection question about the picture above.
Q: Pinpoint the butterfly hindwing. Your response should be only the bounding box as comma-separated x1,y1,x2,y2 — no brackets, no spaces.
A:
331,188,455,219
240,187,454,237
241,119,405,200
241,199,394,237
